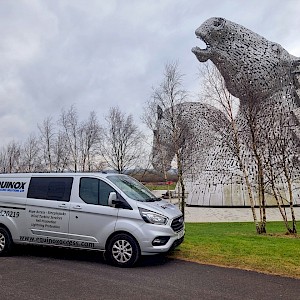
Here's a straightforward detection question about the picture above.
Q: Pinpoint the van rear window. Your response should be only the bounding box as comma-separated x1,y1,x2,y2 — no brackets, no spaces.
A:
27,177,73,201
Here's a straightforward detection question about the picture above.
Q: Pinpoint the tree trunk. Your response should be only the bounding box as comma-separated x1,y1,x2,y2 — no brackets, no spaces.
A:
176,153,185,219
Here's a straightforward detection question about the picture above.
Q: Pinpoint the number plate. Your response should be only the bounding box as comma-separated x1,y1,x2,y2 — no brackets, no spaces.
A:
177,230,184,239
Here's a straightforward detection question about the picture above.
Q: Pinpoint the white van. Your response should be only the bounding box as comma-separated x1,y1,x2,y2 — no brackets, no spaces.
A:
0,173,184,267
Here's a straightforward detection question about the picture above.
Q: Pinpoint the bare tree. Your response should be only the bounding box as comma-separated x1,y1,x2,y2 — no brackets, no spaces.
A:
147,61,188,217
4,141,22,173
39,107,103,173
263,108,298,233
38,116,56,172
78,111,102,172
60,105,80,172
238,84,299,234
51,130,70,172
100,106,145,173
142,99,174,199
199,62,299,234
0,148,8,173
238,98,267,233
20,134,41,172
199,62,265,233
0,105,106,174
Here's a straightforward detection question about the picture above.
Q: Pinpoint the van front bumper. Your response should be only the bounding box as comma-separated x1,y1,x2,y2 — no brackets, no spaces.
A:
169,234,184,251
139,227,185,255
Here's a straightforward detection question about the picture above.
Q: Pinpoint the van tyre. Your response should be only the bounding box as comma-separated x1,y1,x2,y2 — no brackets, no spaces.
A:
0,227,13,256
106,234,140,267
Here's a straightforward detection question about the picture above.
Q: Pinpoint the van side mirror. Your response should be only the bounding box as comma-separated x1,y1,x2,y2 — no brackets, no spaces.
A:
108,192,132,210
108,192,117,207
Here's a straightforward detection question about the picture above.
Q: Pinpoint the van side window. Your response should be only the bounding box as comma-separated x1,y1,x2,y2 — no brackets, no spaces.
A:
79,178,98,205
28,177,73,201
79,178,115,206
100,180,116,206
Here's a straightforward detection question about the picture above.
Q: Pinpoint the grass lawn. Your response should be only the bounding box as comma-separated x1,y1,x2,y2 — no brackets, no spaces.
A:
170,222,300,279
145,183,177,190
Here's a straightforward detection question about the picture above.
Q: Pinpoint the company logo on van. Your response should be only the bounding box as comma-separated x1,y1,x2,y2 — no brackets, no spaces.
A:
0,181,26,192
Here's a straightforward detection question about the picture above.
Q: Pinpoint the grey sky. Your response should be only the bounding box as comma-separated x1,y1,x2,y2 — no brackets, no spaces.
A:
0,0,300,145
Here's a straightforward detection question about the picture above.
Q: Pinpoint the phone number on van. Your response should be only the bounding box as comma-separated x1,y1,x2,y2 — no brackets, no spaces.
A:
0,210,20,218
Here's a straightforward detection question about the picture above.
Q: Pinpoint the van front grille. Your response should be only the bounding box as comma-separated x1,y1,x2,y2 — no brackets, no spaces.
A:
171,216,184,232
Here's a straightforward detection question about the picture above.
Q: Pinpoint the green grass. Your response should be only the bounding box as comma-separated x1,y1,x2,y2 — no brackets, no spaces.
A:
170,222,300,278
145,183,177,190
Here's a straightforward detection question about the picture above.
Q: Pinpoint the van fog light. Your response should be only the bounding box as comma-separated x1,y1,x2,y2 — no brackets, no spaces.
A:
152,236,170,246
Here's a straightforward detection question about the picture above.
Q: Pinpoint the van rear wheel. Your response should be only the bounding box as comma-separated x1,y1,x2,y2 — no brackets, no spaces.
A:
106,234,140,267
0,227,13,256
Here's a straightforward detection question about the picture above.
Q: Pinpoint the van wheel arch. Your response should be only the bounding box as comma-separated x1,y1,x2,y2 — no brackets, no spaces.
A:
105,231,141,267
0,225,13,256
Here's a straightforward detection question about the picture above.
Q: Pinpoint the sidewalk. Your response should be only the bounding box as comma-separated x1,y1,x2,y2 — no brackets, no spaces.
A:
183,206,300,223
152,190,300,222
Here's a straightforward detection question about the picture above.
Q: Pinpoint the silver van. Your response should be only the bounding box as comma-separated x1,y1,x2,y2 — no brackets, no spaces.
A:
0,173,184,267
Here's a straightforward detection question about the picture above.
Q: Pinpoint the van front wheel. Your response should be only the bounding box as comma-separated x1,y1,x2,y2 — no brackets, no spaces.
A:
106,234,140,267
0,227,13,256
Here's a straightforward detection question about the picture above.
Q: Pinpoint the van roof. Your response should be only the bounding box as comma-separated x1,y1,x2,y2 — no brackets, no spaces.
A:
0,172,125,178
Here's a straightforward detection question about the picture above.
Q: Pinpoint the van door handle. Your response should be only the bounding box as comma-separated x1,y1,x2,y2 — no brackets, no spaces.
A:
73,205,82,210
58,204,67,208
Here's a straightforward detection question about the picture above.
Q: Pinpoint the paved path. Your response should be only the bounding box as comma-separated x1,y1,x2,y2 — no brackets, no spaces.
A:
184,205,300,222
152,190,300,222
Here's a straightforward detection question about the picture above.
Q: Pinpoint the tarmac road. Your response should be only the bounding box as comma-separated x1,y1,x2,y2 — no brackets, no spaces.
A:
0,245,299,300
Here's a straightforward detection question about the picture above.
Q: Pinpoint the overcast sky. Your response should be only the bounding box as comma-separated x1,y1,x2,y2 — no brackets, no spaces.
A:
1,0,300,145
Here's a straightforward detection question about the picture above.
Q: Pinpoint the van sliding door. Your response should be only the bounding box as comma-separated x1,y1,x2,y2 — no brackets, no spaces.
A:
25,177,72,245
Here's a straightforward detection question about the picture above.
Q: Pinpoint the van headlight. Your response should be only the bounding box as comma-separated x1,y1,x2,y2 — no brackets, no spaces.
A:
139,208,168,225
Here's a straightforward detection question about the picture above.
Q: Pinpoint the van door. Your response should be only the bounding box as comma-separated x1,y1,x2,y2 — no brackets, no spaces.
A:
68,177,118,250
25,177,72,245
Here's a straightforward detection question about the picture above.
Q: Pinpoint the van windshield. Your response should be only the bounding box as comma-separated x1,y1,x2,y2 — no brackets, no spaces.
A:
107,175,160,202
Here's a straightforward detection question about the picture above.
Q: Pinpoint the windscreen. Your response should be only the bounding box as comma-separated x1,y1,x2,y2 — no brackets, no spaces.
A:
107,175,160,202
